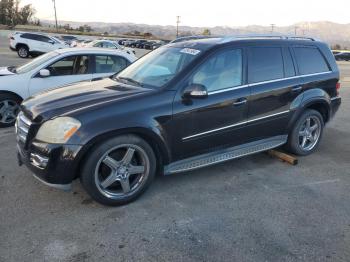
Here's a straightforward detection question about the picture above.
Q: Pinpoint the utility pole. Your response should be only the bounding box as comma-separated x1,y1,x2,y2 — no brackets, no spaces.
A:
294,26,299,36
176,16,180,38
270,24,275,34
53,0,58,32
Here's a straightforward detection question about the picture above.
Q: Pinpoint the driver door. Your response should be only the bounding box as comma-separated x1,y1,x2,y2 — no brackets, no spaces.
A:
28,55,93,96
171,47,251,161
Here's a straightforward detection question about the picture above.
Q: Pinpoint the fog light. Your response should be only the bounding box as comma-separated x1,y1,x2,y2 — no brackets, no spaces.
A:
30,153,49,169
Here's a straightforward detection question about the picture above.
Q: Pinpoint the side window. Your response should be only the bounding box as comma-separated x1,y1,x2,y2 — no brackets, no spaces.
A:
293,47,330,75
46,55,90,76
95,55,128,74
283,47,296,77
190,49,243,92
104,42,116,49
248,47,284,83
35,35,51,43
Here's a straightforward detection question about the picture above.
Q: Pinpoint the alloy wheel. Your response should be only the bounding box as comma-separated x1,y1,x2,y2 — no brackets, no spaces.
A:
298,116,321,151
94,144,150,199
0,100,19,124
18,47,28,58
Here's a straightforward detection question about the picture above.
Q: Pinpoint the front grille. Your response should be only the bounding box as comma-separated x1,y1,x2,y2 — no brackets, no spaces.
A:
15,112,32,144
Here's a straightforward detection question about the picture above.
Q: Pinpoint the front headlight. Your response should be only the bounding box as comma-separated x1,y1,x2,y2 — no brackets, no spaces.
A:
36,117,81,144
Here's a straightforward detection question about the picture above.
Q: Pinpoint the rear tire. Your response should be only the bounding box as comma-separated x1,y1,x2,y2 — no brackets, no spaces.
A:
80,135,157,206
17,45,29,58
285,109,324,156
0,93,21,128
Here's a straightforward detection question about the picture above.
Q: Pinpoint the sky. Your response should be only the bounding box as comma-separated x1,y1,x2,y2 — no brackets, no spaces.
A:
21,0,350,27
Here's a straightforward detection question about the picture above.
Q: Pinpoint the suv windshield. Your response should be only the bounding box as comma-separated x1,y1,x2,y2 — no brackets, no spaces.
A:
115,46,199,88
16,52,59,74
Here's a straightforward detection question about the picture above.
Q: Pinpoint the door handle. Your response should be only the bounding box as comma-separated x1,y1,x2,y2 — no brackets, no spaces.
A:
292,86,303,92
233,98,247,106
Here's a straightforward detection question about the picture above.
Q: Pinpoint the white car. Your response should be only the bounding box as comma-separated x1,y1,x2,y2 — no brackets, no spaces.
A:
86,40,136,55
0,48,137,127
9,32,69,58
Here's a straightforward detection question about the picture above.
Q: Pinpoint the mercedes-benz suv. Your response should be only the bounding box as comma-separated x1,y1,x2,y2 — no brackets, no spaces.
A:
16,36,342,206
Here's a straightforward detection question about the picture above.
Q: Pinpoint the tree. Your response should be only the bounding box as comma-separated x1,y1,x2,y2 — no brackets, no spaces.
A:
202,29,211,35
332,44,341,50
78,26,84,32
83,24,92,32
143,32,153,38
0,0,35,26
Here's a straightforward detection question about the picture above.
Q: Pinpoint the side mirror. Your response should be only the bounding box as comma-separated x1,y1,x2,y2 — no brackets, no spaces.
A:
39,69,50,77
48,40,55,44
183,84,208,99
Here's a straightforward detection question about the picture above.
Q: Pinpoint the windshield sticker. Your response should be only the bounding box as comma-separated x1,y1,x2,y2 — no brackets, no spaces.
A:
180,48,201,55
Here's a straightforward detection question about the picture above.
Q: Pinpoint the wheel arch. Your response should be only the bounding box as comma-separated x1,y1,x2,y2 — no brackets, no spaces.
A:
15,43,29,50
0,90,23,102
74,127,171,179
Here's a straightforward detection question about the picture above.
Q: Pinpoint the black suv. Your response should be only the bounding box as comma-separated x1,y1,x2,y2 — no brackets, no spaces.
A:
16,36,341,206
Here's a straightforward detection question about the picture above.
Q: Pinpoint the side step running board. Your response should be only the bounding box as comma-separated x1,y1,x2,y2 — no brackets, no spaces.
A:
164,135,288,175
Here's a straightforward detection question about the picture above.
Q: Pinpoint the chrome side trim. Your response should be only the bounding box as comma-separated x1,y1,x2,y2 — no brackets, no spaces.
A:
182,110,290,141
207,71,332,95
209,84,249,95
32,174,72,191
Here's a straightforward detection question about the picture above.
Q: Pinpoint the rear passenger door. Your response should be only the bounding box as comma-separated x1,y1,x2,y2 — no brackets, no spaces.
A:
245,46,300,141
92,55,130,79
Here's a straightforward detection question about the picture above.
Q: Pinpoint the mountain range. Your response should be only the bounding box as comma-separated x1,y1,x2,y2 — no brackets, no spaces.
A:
42,20,350,48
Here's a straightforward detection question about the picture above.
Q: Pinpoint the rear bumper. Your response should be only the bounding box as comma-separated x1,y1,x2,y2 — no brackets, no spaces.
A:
17,140,83,189
9,46,16,51
330,96,341,118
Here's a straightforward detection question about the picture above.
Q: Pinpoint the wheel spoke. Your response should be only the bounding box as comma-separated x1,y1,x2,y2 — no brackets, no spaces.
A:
305,118,311,129
101,172,118,188
121,148,135,165
120,178,130,193
301,136,307,148
310,124,318,132
1,113,8,123
102,156,119,170
128,165,145,175
299,130,307,137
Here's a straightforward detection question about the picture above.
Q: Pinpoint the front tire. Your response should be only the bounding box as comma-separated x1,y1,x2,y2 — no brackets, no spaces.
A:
0,93,21,128
17,45,29,58
286,109,324,156
80,135,156,206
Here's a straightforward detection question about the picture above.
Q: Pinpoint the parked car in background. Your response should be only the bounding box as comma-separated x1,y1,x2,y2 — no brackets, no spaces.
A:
9,32,69,58
335,52,350,61
143,41,156,50
124,39,137,47
0,48,136,127
16,36,341,206
151,40,167,50
132,39,147,48
86,40,136,55
56,35,78,45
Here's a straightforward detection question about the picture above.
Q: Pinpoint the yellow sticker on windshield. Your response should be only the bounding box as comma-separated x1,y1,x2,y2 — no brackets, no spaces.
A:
180,48,201,55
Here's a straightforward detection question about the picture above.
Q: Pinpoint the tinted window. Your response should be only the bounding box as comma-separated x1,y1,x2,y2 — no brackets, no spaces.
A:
36,35,51,43
21,33,35,40
283,48,296,77
95,55,128,73
47,55,89,76
248,47,284,83
294,47,329,75
190,49,243,92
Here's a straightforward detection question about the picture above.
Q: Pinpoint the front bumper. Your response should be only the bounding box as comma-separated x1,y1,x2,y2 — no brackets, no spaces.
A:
17,140,83,190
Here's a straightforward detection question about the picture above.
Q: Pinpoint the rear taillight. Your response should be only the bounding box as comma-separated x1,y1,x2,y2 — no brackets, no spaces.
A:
336,82,341,96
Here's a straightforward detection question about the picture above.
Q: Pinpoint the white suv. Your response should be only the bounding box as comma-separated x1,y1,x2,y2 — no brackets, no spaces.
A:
0,48,137,127
9,32,68,58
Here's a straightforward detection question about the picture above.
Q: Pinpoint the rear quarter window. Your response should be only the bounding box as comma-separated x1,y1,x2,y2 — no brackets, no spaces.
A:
293,47,330,75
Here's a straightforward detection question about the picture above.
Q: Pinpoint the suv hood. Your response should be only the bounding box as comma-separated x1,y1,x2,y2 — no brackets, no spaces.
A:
21,78,152,121
0,67,15,76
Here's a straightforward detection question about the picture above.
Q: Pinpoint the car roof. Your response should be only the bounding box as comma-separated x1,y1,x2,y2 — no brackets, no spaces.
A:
168,35,324,50
54,47,134,58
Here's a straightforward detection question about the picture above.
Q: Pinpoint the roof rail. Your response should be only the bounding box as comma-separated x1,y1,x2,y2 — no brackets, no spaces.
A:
222,34,316,42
